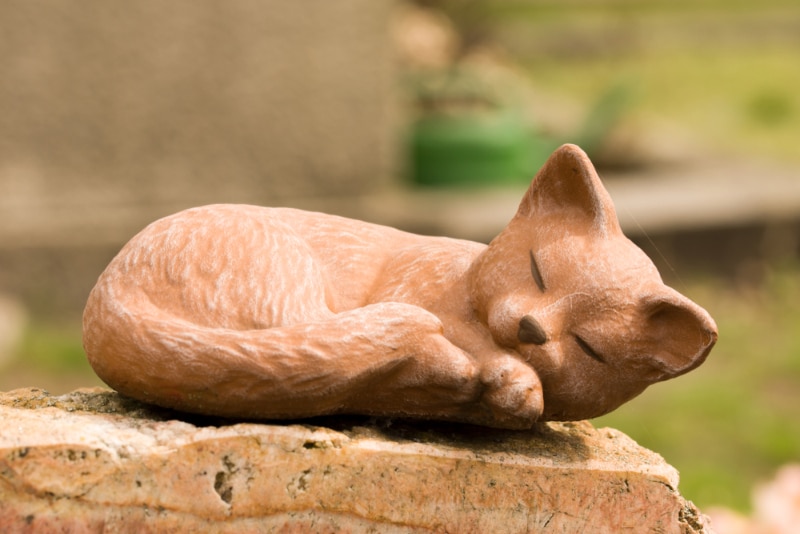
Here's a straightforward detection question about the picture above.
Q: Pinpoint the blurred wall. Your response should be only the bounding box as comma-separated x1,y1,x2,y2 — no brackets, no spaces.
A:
0,0,397,316
0,0,397,247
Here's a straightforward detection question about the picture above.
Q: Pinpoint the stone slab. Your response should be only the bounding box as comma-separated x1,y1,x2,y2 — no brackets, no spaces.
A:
0,388,710,533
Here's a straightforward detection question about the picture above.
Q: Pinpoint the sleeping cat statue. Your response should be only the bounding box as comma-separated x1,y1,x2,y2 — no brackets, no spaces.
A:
83,144,717,429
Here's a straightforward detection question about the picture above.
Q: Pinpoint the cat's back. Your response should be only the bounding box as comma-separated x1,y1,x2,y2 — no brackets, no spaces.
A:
111,204,299,272
93,204,430,318
115,203,413,263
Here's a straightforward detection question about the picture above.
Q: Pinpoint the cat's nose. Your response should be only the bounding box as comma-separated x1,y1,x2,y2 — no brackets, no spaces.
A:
518,315,547,345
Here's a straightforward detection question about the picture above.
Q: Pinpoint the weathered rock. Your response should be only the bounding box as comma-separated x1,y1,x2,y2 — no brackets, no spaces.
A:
0,388,710,533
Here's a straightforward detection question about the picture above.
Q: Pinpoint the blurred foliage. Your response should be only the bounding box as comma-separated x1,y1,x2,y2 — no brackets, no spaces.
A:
526,49,800,163
0,321,104,393
596,265,800,512
573,80,636,156
424,0,800,163
18,322,87,372
746,90,794,127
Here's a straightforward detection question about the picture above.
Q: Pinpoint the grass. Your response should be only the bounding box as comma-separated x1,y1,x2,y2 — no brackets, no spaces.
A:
0,320,104,394
480,0,800,163
16,321,88,372
525,48,800,164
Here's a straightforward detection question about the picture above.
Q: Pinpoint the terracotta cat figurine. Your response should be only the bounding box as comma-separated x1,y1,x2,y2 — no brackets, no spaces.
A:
83,144,717,429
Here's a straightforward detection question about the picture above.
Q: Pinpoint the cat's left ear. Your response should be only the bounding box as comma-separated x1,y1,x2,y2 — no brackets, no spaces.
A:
516,144,621,236
639,288,718,381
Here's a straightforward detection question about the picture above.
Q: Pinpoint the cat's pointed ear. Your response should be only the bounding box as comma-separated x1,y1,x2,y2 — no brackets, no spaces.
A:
516,144,620,235
639,289,718,382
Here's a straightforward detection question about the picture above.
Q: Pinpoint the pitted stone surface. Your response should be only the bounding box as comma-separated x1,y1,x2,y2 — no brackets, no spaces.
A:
0,388,710,533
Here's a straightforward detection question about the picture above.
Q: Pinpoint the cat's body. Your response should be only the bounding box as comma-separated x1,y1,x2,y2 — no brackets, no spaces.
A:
83,145,717,429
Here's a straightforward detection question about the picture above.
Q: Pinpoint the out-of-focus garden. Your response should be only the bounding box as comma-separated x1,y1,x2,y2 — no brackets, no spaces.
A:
1,0,799,525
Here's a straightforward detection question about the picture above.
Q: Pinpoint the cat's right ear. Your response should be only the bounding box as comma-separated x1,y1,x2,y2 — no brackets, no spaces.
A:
638,289,718,381
515,144,621,237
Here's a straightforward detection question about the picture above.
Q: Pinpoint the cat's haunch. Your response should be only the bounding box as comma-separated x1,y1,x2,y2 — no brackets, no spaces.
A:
82,144,717,429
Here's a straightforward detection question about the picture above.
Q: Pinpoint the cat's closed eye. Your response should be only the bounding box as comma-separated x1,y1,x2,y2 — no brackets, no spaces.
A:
575,335,606,364
529,250,545,292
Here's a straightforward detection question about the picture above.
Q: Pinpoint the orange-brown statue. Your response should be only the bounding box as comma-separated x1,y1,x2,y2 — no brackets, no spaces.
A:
83,144,717,429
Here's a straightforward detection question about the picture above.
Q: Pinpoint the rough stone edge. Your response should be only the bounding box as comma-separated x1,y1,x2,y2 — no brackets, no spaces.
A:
0,388,713,533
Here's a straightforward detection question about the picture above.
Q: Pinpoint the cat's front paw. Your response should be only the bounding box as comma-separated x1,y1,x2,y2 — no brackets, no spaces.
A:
480,357,543,429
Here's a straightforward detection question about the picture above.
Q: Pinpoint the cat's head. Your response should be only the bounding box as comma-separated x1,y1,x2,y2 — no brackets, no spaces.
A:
470,144,717,421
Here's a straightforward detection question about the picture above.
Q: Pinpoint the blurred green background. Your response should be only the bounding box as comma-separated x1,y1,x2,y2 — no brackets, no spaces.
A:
2,0,800,516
